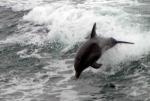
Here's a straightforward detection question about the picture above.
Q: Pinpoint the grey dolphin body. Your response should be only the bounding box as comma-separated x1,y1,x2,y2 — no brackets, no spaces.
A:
74,23,134,79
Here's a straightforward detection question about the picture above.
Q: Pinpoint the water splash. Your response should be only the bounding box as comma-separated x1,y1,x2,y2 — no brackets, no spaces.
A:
1,0,150,65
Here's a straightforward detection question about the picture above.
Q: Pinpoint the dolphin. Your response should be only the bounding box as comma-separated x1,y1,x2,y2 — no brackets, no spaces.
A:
74,23,134,79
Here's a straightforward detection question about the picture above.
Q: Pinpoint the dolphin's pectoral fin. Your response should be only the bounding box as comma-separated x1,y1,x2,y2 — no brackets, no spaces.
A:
91,63,102,69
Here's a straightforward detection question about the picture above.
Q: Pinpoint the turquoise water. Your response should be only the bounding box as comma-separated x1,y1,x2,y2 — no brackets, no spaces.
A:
0,0,150,101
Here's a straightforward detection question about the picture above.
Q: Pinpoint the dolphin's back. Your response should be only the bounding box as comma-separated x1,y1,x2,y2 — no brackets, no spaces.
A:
74,40,101,71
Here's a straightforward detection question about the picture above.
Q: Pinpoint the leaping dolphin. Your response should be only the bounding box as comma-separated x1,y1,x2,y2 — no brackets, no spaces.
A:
74,23,134,79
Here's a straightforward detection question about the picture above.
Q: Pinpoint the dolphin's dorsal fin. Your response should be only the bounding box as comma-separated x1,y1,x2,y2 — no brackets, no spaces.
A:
90,22,97,38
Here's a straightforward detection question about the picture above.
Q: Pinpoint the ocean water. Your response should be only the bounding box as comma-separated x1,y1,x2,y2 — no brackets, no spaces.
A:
0,0,150,101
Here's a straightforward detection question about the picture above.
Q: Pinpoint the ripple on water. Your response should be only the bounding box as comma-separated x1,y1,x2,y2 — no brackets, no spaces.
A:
2,91,24,100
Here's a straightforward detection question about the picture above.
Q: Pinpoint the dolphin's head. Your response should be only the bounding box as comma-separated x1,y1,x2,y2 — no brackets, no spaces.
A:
101,37,134,52
106,37,118,49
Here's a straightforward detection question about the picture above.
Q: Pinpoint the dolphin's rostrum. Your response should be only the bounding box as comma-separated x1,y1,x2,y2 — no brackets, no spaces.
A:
74,23,134,79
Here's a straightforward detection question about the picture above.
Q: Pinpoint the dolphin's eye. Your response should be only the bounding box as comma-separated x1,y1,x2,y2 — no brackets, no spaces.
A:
110,37,117,44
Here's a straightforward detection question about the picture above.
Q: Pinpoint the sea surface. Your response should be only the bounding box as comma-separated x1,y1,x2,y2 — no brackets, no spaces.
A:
0,0,150,101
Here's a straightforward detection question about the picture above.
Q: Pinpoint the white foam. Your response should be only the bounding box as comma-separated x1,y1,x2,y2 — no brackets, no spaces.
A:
0,0,45,11
22,2,126,45
1,0,150,65
0,32,48,45
17,49,42,59
59,90,79,101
